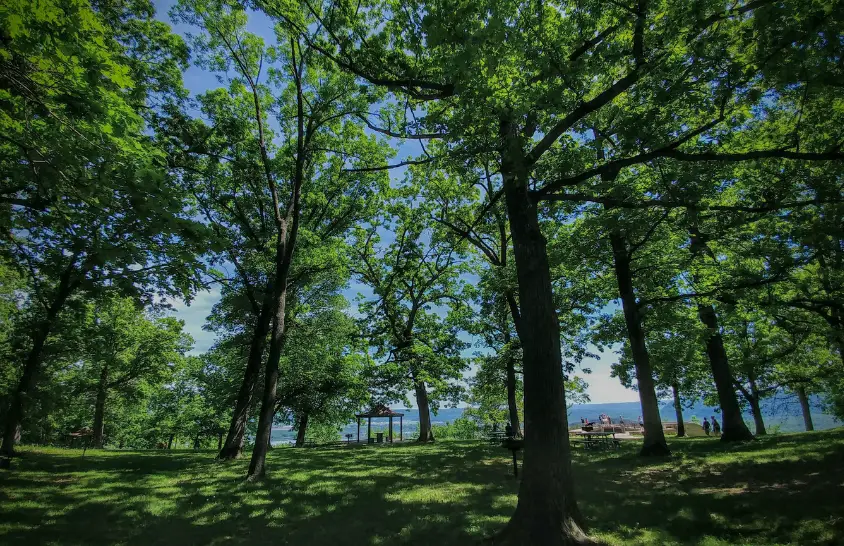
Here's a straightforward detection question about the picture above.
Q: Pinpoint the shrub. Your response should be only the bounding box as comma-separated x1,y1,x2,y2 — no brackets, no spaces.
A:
431,417,483,440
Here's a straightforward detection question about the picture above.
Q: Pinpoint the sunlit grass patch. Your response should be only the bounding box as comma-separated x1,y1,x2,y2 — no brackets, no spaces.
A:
1,429,842,545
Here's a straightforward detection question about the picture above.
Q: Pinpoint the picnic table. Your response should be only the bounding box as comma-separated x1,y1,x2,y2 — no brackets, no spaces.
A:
570,431,620,451
488,430,507,445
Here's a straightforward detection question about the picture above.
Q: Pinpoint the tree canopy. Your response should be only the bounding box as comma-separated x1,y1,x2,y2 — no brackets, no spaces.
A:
1,2,843,544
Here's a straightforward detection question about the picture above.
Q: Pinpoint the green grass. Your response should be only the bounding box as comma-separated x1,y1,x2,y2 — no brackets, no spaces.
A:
2,430,843,545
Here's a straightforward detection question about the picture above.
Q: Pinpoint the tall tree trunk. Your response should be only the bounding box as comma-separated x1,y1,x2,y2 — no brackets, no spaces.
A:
1,267,76,468
496,141,586,545
747,382,767,436
748,398,766,435
167,433,175,450
247,222,297,479
414,380,435,442
610,232,670,456
92,362,109,448
796,386,814,431
697,304,755,442
506,356,522,438
294,413,309,447
503,326,522,438
217,432,224,451
672,383,686,438
247,295,286,479
246,52,306,478
2,338,48,461
218,291,273,460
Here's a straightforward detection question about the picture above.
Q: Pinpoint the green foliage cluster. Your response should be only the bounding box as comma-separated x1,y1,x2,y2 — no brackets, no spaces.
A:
431,417,484,440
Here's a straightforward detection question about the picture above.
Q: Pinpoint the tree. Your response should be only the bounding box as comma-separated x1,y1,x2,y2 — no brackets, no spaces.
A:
605,215,673,456
275,293,369,447
0,0,207,466
352,202,469,442
172,0,387,477
74,296,192,447
260,0,844,540
423,159,526,436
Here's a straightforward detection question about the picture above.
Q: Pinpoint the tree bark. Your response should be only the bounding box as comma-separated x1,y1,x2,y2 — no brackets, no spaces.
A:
414,380,435,442
503,326,522,438
218,291,273,460
217,432,224,451
495,135,587,545
247,220,297,478
246,294,285,479
697,304,755,442
167,433,175,450
92,362,109,448
796,386,814,431
506,355,522,438
1,265,77,467
747,386,767,436
610,232,670,456
749,399,766,435
672,382,686,438
294,413,309,447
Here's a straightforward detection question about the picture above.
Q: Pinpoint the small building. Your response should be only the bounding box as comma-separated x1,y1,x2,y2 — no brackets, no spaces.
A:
355,404,404,443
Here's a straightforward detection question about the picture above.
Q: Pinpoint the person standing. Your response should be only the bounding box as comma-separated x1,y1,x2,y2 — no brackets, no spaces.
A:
703,417,711,436
711,416,721,436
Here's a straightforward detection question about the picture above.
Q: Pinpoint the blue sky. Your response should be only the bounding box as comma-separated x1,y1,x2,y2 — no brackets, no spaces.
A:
153,0,639,404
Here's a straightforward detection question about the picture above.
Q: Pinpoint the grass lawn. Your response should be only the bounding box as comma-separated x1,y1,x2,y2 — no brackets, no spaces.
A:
2,429,843,545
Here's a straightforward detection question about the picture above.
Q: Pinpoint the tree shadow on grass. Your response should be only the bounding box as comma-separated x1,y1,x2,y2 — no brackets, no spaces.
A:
578,430,844,545
2,433,843,545
1,441,519,546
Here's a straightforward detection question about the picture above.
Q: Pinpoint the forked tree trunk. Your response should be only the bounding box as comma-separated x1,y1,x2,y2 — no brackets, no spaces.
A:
697,304,755,442
244,37,303,479
672,383,686,438
92,363,109,448
495,146,587,545
796,386,814,431
248,221,297,479
247,295,286,479
610,232,669,456
294,413,309,447
414,380,435,442
218,291,273,460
